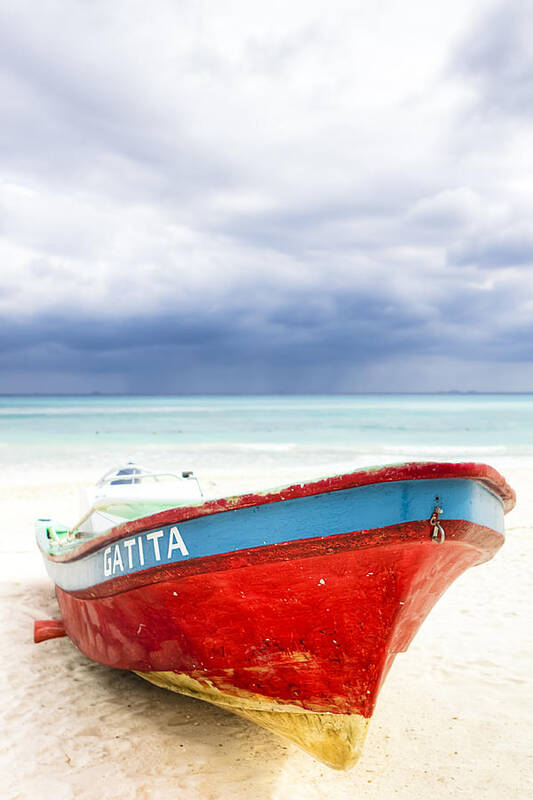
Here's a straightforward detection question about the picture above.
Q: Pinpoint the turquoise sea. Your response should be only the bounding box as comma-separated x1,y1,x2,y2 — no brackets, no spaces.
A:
2,395,532,485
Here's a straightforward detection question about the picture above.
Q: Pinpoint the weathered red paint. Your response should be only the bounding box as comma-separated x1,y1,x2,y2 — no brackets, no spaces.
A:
56,519,503,717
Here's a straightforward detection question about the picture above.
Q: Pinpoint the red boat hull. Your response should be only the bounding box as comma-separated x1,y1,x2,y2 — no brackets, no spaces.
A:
56,519,502,718
38,462,514,768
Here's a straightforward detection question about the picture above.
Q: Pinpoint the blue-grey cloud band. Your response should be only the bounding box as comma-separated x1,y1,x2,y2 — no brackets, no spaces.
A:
0,0,532,392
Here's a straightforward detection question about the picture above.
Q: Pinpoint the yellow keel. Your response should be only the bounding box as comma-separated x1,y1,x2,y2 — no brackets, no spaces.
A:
135,669,369,770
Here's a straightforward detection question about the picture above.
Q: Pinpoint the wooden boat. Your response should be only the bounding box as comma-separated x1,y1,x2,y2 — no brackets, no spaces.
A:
35,461,515,769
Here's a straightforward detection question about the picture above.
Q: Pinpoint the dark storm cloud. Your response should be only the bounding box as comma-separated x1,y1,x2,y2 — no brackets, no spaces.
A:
434,281,533,361
1,288,422,362
0,280,432,375
2,276,532,396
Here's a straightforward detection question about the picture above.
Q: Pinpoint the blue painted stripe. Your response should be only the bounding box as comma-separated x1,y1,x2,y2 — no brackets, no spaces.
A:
42,478,504,592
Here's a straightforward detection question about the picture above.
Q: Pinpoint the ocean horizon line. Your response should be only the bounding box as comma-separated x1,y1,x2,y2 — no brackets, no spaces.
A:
2,391,533,398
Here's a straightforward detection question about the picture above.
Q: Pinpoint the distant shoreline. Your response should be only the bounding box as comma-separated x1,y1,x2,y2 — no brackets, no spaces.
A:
1,391,533,398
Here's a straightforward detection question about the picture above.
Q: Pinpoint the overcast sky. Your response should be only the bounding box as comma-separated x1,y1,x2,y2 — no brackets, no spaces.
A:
1,0,532,393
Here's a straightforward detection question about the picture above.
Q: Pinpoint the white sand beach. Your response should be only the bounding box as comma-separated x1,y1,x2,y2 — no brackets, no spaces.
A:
2,462,532,800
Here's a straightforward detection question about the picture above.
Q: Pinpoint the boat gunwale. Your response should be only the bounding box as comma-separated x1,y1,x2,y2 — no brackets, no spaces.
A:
42,461,515,564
